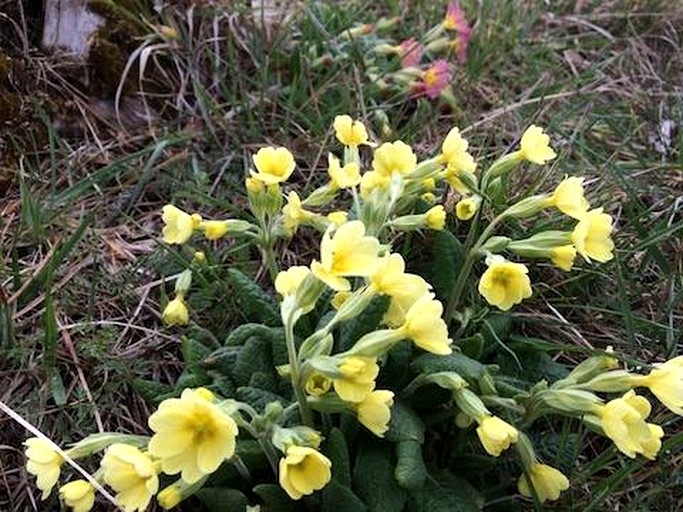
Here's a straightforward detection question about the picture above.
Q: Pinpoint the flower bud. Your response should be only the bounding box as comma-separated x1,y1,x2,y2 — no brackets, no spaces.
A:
271,425,322,452
174,269,193,295
453,388,490,420
480,236,510,253
554,353,619,388
484,153,522,182
158,477,208,510
504,195,551,218
539,389,602,414
579,370,636,393
344,328,406,358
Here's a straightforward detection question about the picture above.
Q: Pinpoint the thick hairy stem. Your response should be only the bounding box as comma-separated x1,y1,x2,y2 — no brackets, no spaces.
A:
284,314,314,427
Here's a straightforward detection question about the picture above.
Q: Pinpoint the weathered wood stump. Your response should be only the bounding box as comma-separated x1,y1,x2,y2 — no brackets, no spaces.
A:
42,0,103,56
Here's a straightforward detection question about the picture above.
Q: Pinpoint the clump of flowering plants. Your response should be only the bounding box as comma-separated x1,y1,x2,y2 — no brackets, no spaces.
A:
23,115,682,511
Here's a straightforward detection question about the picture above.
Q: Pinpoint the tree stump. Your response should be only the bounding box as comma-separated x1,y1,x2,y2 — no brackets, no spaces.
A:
42,0,103,56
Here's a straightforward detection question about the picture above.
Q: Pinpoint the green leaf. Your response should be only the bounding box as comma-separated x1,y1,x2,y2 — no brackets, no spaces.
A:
50,370,67,406
322,480,368,512
231,336,273,386
480,313,511,348
132,379,175,404
337,295,390,352
394,440,427,491
353,442,407,512
410,471,482,512
227,269,280,326
325,428,351,487
236,386,287,411
496,347,568,383
253,484,296,512
418,230,463,301
225,323,275,347
385,401,425,443
196,488,249,511
181,337,212,380
411,353,487,382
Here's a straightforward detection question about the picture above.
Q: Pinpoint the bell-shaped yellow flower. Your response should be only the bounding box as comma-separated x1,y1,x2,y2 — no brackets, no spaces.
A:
333,356,379,403
275,266,311,297
360,170,390,197
24,437,63,500
278,446,332,500
305,373,333,396
59,480,95,512
401,294,453,355
476,415,519,456
637,356,683,416
372,141,417,176
455,196,480,220
101,444,159,512
548,176,589,219
425,205,446,230
357,390,394,437
162,296,189,326
571,208,614,263
311,221,381,291
200,220,230,241
333,115,369,147
162,205,201,245
518,463,570,503
439,127,476,172
595,390,663,459
550,245,577,272
330,290,352,310
251,146,296,185
327,211,348,226
478,258,532,311
282,191,316,236
518,125,556,164
327,154,361,189
148,388,239,483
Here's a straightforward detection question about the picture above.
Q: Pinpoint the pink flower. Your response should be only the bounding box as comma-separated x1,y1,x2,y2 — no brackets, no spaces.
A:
416,60,453,99
443,1,471,35
398,38,423,68
451,32,470,64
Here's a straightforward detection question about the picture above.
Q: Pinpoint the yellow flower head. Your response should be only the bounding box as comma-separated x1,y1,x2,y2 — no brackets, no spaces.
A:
330,290,352,310
101,444,159,512
24,437,63,500
327,154,361,189
425,205,446,230
518,463,570,503
282,191,315,236
305,373,333,396
478,258,532,311
439,127,476,172
327,211,348,227
360,170,390,197
372,141,417,177
422,177,436,191
640,356,683,416
199,220,229,241
157,485,182,510
571,208,614,263
476,415,519,456
334,356,379,403
59,480,95,512
401,294,453,355
311,221,381,291
551,245,577,272
278,446,332,500
596,390,664,459
162,205,201,245
549,176,590,219
148,388,239,483
162,296,189,327
333,115,369,147
275,266,311,297
455,196,479,221
519,125,556,165
245,176,266,194
251,147,296,185
357,390,394,437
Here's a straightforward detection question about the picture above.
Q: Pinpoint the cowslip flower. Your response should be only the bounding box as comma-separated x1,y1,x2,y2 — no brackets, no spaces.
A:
357,390,394,437
550,245,577,271
59,480,95,512
148,388,239,483
439,127,476,172
327,154,361,189
162,296,189,326
275,266,311,297
372,141,417,177
360,170,390,197
518,463,570,503
282,191,315,236
162,205,201,245
199,220,230,241
398,38,423,68
400,294,453,355
279,446,332,500
478,257,532,311
476,415,519,456
594,390,663,459
633,356,683,416
518,125,556,165
456,196,480,220
251,147,296,184
327,211,348,226
101,444,159,512
417,60,453,99
425,205,446,230
571,208,614,263
333,356,379,403
311,221,381,291
547,176,590,219
24,437,63,499
305,373,333,396
333,115,369,147
157,485,182,510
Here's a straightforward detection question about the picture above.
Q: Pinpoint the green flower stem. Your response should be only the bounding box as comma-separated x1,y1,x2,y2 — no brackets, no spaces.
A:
257,437,280,475
284,309,315,428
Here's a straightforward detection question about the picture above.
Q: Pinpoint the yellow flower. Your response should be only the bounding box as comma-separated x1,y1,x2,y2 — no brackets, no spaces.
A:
59,480,95,512
401,294,452,355
476,416,519,456
372,141,417,177
275,266,311,297
518,125,556,164
551,245,577,271
311,221,381,291
251,146,296,185
422,177,436,191
360,170,390,197
331,290,352,310
327,211,348,226
439,127,476,172
548,176,590,219
327,154,361,189
357,390,394,437
333,115,369,147
200,220,230,240
157,486,182,509
162,296,189,326
282,191,315,235
478,258,532,311
333,356,379,403
425,205,446,230
305,373,333,396
571,208,614,263
637,356,683,416
148,388,239,483
245,177,266,194
518,463,570,503
101,444,159,512
455,196,479,220
24,437,63,499
162,205,201,245
595,390,663,459
278,446,332,500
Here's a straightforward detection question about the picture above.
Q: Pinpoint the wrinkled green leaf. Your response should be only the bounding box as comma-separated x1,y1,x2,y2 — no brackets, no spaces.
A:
253,484,296,512
394,440,427,491
337,295,390,352
385,401,425,443
411,352,487,382
410,470,482,512
227,269,280,326
325,428,351,487
353,442,407,512
322,480,368,512
196,488,249,511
